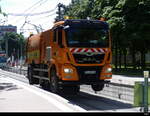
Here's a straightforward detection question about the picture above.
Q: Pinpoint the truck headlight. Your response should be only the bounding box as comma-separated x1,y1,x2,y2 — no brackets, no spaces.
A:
64,68,73,74
106,67,112,73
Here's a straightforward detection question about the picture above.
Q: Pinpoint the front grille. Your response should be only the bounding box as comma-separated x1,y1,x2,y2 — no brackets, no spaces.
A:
76,66,102,83
73,54,105,64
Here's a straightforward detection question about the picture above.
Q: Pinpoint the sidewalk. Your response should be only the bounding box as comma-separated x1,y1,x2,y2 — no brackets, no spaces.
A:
112,75,150,86
0,77,60,112
0,71,86,112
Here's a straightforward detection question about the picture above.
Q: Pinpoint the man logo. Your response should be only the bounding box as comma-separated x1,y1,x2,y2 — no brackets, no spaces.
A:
85,52,94,56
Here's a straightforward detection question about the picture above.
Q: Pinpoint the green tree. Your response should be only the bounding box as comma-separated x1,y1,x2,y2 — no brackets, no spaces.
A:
0,32,26,60
122,0,150,69
64,0,91,19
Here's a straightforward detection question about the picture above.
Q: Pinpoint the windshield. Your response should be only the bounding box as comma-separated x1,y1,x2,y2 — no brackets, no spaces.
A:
65,28,109,48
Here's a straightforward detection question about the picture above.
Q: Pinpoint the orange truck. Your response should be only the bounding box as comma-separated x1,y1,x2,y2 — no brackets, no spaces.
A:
26,19,112,94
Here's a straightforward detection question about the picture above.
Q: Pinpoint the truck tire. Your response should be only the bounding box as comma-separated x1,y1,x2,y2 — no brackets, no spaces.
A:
28,65,34,85
91,83,104,92
40,81,50,91
50,69,60,94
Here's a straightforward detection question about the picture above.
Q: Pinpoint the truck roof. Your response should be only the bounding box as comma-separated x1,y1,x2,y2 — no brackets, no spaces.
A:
54,19,109,30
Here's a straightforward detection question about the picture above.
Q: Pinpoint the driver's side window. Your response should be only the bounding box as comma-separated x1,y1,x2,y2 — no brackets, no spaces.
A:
58,29,62,47
53,29,57,42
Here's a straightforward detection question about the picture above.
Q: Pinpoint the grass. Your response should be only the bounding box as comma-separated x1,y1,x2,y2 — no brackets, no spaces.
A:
112,65,150,77
113,68,144,77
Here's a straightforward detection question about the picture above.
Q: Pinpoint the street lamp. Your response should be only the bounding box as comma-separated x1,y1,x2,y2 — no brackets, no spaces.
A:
0,37,3,51
20,38,23,66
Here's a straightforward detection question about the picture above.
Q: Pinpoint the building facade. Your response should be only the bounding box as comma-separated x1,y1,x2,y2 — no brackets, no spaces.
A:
0,25,17,37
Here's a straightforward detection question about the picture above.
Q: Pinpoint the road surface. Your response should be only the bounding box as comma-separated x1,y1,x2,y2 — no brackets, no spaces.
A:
0,69,143,112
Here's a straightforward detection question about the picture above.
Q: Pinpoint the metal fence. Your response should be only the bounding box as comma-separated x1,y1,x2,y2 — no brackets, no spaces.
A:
3,66,27,76
100,83,134,103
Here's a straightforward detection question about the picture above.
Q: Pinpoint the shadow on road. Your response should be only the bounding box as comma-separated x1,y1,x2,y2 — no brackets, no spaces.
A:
38,83,134,111
0,82,22,92
60,91,133,111
33,83,134,111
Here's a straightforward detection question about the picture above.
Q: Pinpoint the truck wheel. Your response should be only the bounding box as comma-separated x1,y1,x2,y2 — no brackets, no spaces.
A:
40,81,50,91
50,70,60,94
91,84,104,92
28,65,34,85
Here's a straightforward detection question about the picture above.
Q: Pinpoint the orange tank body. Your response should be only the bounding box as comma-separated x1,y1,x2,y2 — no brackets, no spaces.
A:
26,29,52,64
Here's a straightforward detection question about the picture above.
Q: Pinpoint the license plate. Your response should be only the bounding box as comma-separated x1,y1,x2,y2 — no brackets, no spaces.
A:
84,71,96,74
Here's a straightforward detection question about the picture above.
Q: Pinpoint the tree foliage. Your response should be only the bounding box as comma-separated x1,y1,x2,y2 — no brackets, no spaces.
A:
0,32,25,59
0,3,25,60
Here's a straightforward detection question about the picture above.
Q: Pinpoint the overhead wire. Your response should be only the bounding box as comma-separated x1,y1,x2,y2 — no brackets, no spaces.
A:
28,9,57,23
7,6,57,16
14,0,62,35
19,6,57,34
10,0,47,24
20,4,58,33
20,0,46,13
41,12,57,24
14,0,49,34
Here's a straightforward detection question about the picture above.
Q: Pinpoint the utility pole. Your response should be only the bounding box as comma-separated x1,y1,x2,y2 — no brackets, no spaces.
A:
57,3,65,21
0,37,2,51
5,37,8,58
58,3,63,21
58,3,61,21
20,38,23,66
143,71,149,115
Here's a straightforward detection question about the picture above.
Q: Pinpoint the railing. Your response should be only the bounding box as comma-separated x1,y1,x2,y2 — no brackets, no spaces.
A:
99,82,134,103
3,66,27,76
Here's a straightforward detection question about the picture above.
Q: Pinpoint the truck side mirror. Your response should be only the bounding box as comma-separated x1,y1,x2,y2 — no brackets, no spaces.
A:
46,46,51,61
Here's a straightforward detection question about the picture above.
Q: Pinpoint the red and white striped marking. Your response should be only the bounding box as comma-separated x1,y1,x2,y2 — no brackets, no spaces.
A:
70,48,108,53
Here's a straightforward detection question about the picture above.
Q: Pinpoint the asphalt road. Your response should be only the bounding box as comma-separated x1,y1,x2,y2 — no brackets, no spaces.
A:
0,69,142,112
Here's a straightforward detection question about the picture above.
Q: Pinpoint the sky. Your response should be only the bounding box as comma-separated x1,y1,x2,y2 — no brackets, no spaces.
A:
0,0,71,37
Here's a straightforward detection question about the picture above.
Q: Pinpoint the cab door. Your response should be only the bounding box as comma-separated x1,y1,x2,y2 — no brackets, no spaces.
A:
52,27,64,61
51,28,58,60
57,28,64,63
